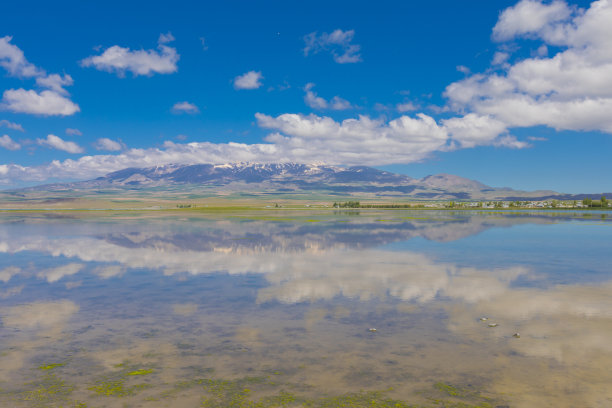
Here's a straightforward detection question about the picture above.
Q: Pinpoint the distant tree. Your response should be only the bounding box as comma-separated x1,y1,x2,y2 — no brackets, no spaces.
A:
602,195,608,207
583,198,592,207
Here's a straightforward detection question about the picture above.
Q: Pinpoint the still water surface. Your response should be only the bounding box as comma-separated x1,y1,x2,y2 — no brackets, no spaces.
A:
0,210,611,407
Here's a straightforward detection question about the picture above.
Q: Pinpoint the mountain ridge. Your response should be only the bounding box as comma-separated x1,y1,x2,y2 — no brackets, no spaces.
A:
11,162,581,201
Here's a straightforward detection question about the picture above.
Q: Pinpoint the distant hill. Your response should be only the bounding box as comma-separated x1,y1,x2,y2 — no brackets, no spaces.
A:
12,162,583,201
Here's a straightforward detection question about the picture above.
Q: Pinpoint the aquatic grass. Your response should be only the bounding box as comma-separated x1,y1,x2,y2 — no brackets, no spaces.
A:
88,365,155,397
18,373,75,407
38,363,64,371
88,379,152,397
126,368,154,376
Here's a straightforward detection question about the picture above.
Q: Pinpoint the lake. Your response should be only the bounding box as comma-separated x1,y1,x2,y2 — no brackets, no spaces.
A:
0,210,611,407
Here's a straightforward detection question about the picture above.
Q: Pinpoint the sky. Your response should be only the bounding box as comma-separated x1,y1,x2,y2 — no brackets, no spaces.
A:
0,0,610,193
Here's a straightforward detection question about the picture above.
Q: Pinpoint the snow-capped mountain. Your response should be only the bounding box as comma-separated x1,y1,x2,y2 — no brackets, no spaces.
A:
21,162,563,200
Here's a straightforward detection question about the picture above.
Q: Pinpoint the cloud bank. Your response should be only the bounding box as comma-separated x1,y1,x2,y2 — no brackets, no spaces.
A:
446,0,612,133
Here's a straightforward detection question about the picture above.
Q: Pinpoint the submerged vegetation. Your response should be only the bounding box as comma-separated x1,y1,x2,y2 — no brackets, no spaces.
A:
0,362,503,408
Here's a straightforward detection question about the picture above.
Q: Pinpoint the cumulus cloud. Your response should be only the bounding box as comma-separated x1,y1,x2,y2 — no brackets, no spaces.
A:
492,0,573,41
303,29,362,63
0,119,24,132
37,134,84,153
446,0,612,135
442,113,511,148
233,70,263,90
303,83,352,110
0,37,79,116
0,36,43,77
94,137,123,151
1,89,80,116
171,101,199,114
257,112,449,164
66,128,82,136
0,134,21,150
35,73,74,95
81,35,179,77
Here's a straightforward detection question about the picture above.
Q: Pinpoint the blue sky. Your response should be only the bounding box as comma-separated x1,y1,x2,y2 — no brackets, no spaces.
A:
0,0,610,193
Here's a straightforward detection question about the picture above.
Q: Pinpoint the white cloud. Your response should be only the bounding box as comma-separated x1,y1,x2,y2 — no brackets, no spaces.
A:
0,135,21,150
37,134,84,153
66,128,82,136
492,51,510,66
0,36,43,77
456,65,471,74
0,119,24,132
94,137,123,151
171,101,199,114
330,96,351,110
303,83,352,110
256,112,449,164
442,113,510,148
81,35,179,77
396,102,418,112
536,44,549,57
158,32,175,44
445,0,612,135
492,0,573,41
303,29,362,63
0,37,79,116
233,70,263,90
35,74,73,95
1,89,80,116
303,83,327,109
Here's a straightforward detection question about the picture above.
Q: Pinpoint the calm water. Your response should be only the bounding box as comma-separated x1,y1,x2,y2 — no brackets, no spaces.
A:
0,210,611,408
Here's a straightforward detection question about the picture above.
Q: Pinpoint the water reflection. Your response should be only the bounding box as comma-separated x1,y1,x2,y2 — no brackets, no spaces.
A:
0,211,611,407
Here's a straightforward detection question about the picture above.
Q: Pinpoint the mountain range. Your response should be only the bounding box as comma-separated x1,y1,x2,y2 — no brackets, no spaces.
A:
14,162,599,201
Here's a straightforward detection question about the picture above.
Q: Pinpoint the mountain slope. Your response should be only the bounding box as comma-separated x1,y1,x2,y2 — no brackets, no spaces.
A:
17,162,566,200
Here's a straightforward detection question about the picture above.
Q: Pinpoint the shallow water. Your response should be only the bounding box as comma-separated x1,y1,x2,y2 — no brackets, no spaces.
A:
0,210,611,407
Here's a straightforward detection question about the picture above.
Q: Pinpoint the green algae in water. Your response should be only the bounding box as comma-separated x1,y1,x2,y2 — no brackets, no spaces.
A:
126,368,154,376
88,366,155,397
434,382,464,397
17,373,75,407
88,379,152,397
38,363,64,371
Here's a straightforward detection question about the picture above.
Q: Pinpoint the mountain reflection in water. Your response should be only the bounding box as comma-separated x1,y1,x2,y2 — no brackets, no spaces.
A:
0,210,611,407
